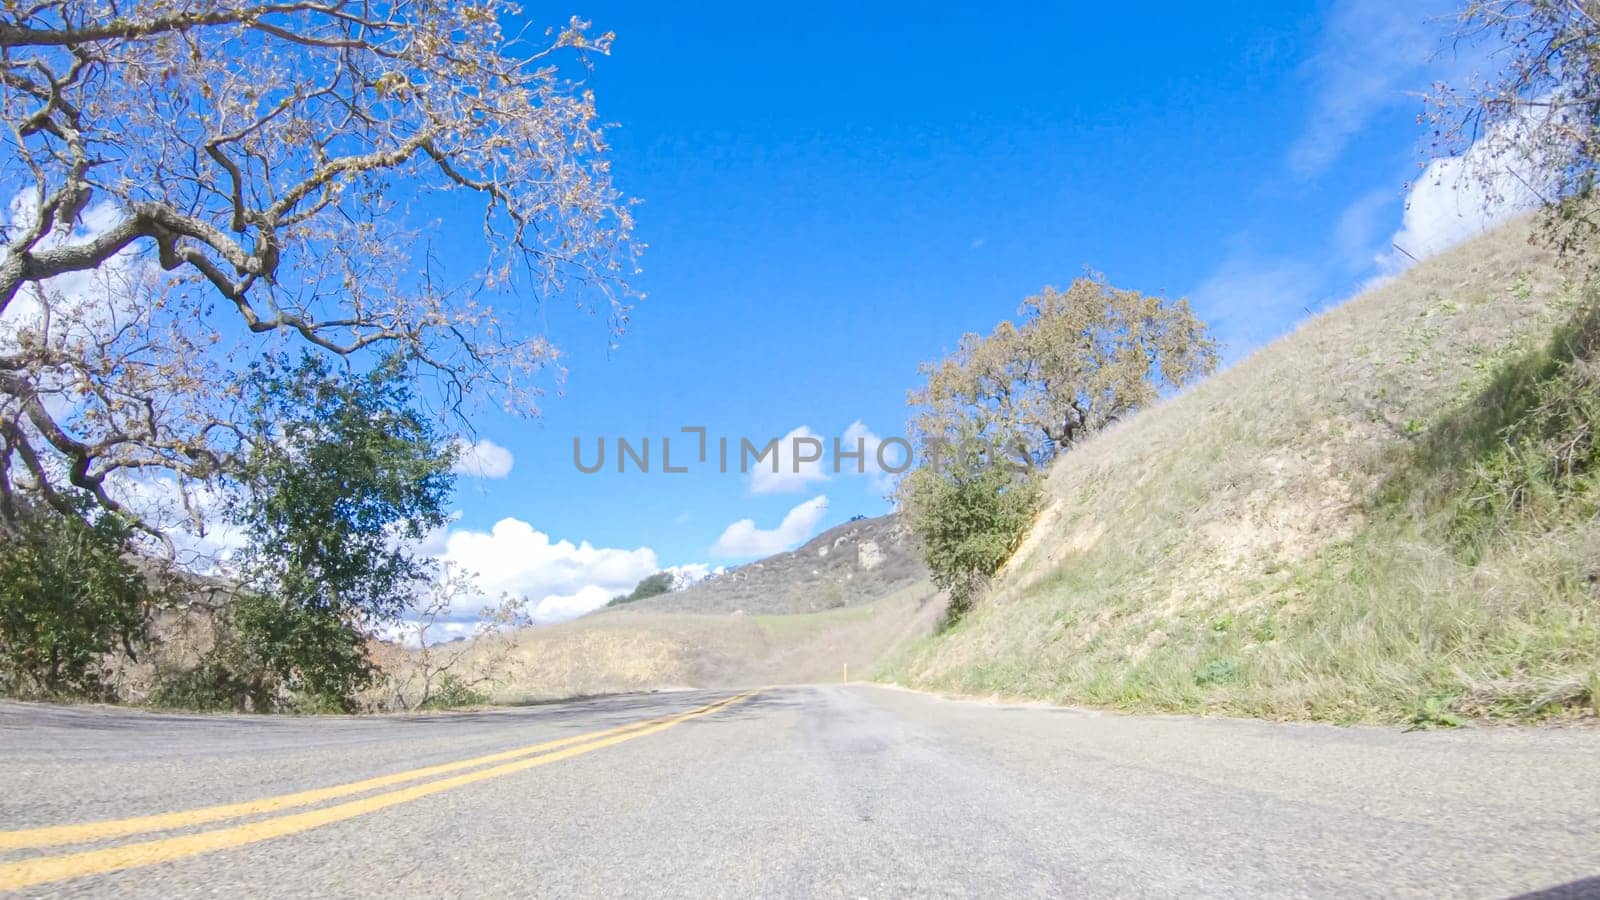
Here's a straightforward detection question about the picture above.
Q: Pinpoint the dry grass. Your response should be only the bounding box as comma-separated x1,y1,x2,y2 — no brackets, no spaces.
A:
879,217,1600,724
413,581,942,703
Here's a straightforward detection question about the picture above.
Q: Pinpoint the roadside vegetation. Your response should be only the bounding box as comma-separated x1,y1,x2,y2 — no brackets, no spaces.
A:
879,221,1600,724
0,3,635,711
608,572,676,608
145,356,455,713
0,494,154,698
899,276,1217,621
7,1,1600,724
877,2,1600,724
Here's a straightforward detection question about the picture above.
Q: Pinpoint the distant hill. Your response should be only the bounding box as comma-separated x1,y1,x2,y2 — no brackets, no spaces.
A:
411,512,937,702
611,513,927,616
442,582,941,703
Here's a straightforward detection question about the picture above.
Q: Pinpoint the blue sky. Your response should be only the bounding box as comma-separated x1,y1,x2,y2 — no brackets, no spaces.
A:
424,0,1506,621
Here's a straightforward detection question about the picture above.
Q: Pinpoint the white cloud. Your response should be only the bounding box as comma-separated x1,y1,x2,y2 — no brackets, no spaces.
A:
840,420,901,493
1196,108,1552,363
666,562,723,590
745,421,902,496
1,194,157,428
711,495,830,558
0,195,148,352
1334,187,1397,265
1197,110,1553,363
107,473,247,571
452,438,514,479
1377,116,1551,275
529,585,618,623
412,511,460,558
1288,0,1462,178
839,420,881,468
437,518,658,624
380,617,477,649
749,425,830,494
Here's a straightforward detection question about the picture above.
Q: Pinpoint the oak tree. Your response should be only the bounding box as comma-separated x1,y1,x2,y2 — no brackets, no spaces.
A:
0,1,638,545
908,275,1217,469
900,275,1216,621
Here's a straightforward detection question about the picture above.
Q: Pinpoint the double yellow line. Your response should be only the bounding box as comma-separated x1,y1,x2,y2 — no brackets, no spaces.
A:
0,690,755,892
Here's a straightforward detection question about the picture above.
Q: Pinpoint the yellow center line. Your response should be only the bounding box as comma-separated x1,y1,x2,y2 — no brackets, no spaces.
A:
0,690,756,892
0,692,743,853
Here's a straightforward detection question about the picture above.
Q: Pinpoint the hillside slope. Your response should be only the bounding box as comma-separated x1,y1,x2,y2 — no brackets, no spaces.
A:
616,514,926,616
443,583,941,702
881,219,1600,723
423,516,935,701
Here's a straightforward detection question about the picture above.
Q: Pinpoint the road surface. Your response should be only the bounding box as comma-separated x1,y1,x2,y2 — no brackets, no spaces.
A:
1,685,1597,898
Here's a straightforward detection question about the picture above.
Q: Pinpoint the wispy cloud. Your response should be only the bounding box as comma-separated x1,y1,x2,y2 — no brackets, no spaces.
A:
1288,0,1459,179
1189,254,1326,358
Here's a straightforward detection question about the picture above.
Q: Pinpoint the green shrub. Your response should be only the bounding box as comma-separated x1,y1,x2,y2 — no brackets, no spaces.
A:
225,353,455,711
0,500,150,699
1193,658,1240,687
900,459,1040,623
149,655,265,712
226,594,373,712
419,673,488,710
607,571,675,607
150,593,375,713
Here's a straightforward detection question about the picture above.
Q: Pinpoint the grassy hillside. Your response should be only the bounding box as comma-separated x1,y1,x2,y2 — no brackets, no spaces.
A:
879,219,1600,724
429,581,941,703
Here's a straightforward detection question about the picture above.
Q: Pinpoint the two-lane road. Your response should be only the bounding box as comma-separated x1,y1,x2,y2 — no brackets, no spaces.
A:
2,685,1597,898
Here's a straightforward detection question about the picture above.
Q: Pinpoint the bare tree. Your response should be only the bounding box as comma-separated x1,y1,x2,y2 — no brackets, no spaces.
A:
387,562,528,711
1430,1,1600,255
0,1,638,543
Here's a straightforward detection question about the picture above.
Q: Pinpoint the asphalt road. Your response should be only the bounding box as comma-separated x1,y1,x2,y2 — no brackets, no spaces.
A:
1,685,1598,898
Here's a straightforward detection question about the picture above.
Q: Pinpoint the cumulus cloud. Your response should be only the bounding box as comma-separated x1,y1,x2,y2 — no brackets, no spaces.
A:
437,518,659,624
838,420,881,469
452,438,514,479
745,421,903,496
840,420,903,493
711,495,829,558
1376,117,1552,275
666,562,723,589
107,473,248,571
748,425,830,494
528,585,619,623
